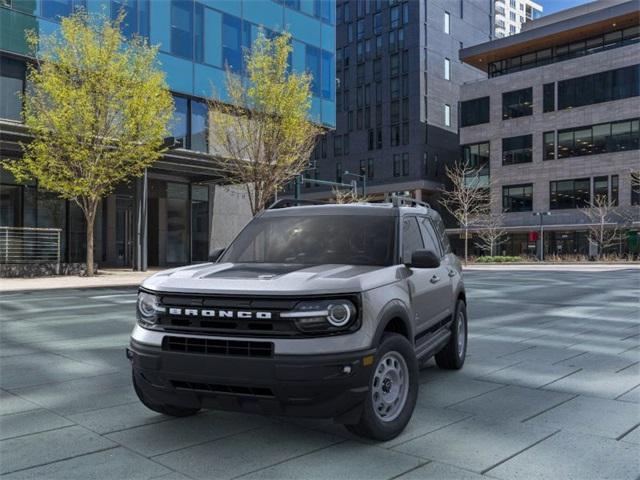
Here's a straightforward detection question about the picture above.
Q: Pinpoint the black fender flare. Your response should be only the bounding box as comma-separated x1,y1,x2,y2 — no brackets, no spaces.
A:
371,299,414,348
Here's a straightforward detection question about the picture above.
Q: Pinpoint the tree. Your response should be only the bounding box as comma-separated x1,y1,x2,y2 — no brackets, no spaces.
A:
581,194,629,259
4,12,172,276
439,161,490,264
331,186,370,204
474,213,507,256
208,32,321,216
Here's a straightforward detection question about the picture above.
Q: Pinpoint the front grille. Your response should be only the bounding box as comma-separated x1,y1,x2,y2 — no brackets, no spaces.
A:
171,380,274,397
163,336,274,357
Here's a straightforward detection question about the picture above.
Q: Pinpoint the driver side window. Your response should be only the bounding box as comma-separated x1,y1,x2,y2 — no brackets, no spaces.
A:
402,217,424,263
419,217,442,258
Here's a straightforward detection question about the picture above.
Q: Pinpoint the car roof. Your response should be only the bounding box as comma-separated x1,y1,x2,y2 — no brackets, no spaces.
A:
261,202,438,218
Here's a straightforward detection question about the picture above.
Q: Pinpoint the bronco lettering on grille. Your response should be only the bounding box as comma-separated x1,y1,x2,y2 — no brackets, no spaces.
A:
167,308,273,320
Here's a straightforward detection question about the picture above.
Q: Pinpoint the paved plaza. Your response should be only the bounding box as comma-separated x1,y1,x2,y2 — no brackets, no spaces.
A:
0,268,639,479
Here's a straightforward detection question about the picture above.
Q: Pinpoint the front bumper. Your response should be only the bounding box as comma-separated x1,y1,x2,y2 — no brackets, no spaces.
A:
128,338,376,422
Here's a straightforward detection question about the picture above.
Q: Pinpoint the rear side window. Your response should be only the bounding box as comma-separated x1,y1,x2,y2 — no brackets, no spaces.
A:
432,215,451,253
402,217,424,263
419,217,442,257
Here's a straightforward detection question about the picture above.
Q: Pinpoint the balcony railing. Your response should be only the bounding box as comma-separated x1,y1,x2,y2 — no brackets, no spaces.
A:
0,227,62,272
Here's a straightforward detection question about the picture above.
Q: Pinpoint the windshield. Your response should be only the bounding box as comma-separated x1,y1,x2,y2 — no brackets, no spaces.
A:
220,214,396,266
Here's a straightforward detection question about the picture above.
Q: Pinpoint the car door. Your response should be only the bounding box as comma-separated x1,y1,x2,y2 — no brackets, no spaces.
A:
417,216,454,329
401,216,445,337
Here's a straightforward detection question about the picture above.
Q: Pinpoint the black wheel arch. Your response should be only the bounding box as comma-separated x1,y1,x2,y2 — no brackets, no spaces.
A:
371,300,414,347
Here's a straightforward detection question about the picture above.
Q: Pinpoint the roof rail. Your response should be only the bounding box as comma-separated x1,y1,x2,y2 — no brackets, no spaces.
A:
267,198,328,210
390,194,431,209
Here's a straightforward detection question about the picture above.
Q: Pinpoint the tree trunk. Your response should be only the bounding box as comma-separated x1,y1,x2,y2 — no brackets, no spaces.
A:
84,201,98,277
464,225,468,265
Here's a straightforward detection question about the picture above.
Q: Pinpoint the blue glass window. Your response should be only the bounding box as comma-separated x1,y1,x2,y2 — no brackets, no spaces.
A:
321,50,333,100
222,14,242,72
194,3,204,63
314,0,332,22
170,0,193,60
171,95,189,148
305,45,321,97
190,100,208,153
111,0,150,38
41,0,85,20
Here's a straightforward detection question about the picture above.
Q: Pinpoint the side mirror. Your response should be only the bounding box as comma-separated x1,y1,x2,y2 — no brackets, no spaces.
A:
407,249,440,269
208,248,225,263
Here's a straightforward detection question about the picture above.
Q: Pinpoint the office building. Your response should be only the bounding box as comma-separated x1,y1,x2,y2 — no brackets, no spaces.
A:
0,0,335,271
302,0,491,206
458,0,639,257
493,0,542,38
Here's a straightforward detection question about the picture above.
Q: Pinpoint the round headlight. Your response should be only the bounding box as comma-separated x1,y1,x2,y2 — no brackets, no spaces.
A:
327,303,352,327
138,292,160,319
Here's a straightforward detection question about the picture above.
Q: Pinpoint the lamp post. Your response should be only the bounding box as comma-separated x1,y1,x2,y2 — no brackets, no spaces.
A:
343,171,367,197
532,211,551,261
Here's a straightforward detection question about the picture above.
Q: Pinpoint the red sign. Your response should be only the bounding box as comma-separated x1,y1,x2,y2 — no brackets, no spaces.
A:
529,231,538,242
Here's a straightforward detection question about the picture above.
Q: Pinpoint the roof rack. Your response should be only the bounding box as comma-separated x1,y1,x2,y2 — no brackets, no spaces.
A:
390,194,431,209
267,198,328,210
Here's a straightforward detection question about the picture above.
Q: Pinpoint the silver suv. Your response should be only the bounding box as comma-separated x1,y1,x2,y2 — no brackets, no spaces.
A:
128,197,467,440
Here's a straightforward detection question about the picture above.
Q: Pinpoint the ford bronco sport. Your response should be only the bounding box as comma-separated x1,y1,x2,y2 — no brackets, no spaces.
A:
128,196,467,440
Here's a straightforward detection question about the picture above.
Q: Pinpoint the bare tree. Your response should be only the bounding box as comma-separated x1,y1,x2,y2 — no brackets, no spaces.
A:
439,161,490,264
580,194,629,259
331,186,371,204
475,213,508,256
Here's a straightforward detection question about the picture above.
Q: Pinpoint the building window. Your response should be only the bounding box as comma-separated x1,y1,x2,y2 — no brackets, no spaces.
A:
368,129,374,150
376,128,383,149
444,104,451,127
557,118,640,158
171,0,194,60
390,5,400,28
321,50,334,100
444,58,451,80
502,134,532,165
171,95,189,148
402,153,409,176
632,173,640,206
543,82,555,112
393,154,401,176
558,64,640,110
305,45,321,97
334,135,342,156
0,56,25,121
390,54,399,76
594,175,608,201
402,122,409,144
221,13,242,71
503,184,533,213
41,0,85,20
190,99,208,153
374,12,382,34
543,131,555,160
368,158,375,179
502,87,533,119
444,11,450,34
112,0,150,38
336,161,342,183
550,178,590,209
343,133,350,155
460,96,490,127
462,142,490,177
391,125,400,146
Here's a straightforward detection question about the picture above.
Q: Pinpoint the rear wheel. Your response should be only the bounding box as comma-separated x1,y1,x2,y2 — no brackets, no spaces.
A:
132,371,200,417
435,300,467,370
346,333,418,441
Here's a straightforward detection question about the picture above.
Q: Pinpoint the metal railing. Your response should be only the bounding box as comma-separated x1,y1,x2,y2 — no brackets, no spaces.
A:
0,227,62,273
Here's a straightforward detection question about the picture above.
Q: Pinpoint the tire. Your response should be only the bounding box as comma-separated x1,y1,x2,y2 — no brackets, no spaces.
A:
435,300,468,370
132,371,200,417
346,333,418,441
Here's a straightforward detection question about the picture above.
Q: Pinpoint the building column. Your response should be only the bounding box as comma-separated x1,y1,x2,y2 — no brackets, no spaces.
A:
134,169,148,271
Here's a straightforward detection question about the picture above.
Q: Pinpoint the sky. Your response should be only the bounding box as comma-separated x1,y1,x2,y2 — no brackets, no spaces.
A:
538,0,594,15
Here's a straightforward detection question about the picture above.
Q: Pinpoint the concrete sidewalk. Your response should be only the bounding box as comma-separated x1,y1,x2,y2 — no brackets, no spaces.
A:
0,269,159,292
464,263,640,272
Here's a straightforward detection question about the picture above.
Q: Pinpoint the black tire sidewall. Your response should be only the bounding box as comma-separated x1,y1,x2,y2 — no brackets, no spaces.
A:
360,333,419,440
453,300,468,368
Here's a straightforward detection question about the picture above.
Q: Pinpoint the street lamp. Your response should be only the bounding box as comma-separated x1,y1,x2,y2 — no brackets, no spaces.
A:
532,211,551,261
343,171,367,197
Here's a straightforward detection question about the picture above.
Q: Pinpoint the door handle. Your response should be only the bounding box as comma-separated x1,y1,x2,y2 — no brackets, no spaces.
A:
430,275,440,284
448,269,457,277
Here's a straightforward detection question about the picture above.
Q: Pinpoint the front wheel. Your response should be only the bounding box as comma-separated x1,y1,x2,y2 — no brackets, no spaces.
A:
435,300,468,370
346,333,418,441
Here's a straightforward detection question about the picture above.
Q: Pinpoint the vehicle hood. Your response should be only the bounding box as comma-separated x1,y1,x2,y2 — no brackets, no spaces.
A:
141,262,402,295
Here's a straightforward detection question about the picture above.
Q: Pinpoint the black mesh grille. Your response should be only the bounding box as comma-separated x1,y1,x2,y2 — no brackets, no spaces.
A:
163,336,273,357
171,380,274,397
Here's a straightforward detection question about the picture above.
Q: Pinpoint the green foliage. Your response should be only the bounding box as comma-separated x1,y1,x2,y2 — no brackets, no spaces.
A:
3,11,173,274
209,31,321,215
475,256,523,263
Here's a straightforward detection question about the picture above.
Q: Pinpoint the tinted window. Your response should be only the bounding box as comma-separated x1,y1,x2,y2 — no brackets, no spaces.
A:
222,13,242,71
402,217,424,263
550,178,590,209
432,215,451,253
221,215,396,266
503,87,533,119
170,0,193,59
460,96,489,127
543,83,555,112
419,217,442,257
0,57,25,121
558,65,639,110
503,184,533,212
502,134,532,165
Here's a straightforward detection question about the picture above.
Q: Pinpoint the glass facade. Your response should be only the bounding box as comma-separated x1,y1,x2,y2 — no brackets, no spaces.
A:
557,118,640,159
462,142,490,178
550,178,590,210
0,0,336,127
502,184,533,212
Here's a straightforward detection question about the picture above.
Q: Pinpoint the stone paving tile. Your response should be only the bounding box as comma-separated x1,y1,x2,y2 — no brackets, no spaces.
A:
0,409,73,441
149,473,192,480
554,351,638,372
542,369,640,400
0,426,116,475
487,431,640,480
154,422,344,480
0,390,40,416
525,395,640,439
2,447,170,480
619,425,640,445
10,371,135,415
416,377,506,408
69,401,170,434
0,352,117,389
393,417,557,473
477,362,581,389
448,385,574,422
617,384,640,403
568,337,640,355
394,461,487,480
106,410,272,457
498,346,585,365
419,357,521,382
237,440,424,480
0,342,41,358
